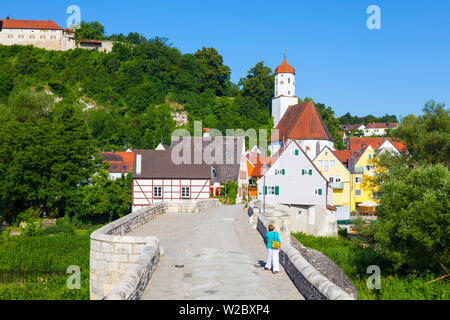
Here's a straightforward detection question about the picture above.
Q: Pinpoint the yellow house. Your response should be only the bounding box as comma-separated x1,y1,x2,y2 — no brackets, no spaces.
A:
313,147,351,221
350,145,380,213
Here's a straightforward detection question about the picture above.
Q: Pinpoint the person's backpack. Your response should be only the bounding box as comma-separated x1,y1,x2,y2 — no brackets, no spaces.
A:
271,232,280,249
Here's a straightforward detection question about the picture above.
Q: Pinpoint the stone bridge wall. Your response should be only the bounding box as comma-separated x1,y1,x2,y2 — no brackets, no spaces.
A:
90,199,220,300
250,200,356,300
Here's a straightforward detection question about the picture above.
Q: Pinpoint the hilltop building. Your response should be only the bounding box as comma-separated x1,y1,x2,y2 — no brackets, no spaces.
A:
0,18,112,52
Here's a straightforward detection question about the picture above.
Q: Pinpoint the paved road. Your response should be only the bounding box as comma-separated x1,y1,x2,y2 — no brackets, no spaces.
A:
129,205,304,300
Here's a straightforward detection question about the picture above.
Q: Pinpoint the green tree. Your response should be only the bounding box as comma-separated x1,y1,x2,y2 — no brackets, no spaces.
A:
0,90,101,221
194,47,231,96
393,100,450,166
75,21,105,42
76,170,132,222
375,161,450,273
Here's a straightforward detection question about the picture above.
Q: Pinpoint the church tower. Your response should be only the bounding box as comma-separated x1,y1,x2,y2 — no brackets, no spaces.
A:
272,56,299,127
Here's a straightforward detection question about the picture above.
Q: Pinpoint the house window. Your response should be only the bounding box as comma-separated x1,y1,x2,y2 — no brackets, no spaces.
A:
330,160,336,168
317,160,323,168
325,152,328,156
324,160,329,172
154,187,162,198
313,188,323,196
292,149,299,156
265,186,279,195
368,153,373,159
366,165,376,171
288,78,291,84
181,187,190,198
355,177,362,184
355,189,362,196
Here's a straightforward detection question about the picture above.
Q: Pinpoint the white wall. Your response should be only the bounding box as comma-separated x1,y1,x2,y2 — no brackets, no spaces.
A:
257,141,332,208
133,178,210,212
272,96,299,128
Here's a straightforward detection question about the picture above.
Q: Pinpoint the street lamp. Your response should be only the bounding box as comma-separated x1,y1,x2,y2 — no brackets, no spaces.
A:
261,164,269,214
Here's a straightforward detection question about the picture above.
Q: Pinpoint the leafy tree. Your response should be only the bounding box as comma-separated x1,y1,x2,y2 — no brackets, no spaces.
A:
374,162,450,273
0,90,101,221
194,47,231,96
393,100,450,166
75,21,105,42
75,170,132,222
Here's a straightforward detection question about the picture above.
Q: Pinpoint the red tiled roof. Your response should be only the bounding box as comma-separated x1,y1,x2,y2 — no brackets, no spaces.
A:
365,122,398,129
101,151,134,174
274,57,295,75
0,19,63,30
390,140,407,152
348,137,407,153
270,101,334,142
80,39,102,44
348,137,384,151
333,150,351,164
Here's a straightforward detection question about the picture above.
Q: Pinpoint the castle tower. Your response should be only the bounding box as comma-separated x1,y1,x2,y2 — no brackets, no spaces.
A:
272,56,299,127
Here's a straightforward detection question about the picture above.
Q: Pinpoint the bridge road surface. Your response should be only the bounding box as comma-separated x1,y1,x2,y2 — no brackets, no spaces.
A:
128,204,304,300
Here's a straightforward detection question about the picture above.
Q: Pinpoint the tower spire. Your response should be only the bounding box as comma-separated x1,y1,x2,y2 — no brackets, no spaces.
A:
284,49,287,58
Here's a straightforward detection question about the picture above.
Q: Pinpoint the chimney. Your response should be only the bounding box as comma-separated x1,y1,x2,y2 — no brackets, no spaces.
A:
136,154,142,175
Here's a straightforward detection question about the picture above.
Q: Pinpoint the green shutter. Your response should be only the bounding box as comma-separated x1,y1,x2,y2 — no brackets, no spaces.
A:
264,186,267,195
309,169,312,176
295,149,299,156
275,169,278,175
302,169,305,175
318,189,322,195
275,186,280,195
282,169,286,175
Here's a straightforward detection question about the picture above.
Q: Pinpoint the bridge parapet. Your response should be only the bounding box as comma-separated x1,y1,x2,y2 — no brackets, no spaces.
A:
90,199,220,300
251,200,356,300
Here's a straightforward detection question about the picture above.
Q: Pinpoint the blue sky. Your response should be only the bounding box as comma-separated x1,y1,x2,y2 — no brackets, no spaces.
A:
1,0,449,118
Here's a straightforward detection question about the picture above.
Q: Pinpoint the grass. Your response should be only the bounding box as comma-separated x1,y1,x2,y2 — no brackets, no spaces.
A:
0,231,91,300
292,232,450,300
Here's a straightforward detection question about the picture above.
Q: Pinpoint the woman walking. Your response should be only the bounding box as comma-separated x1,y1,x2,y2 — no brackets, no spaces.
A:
264,225,281,274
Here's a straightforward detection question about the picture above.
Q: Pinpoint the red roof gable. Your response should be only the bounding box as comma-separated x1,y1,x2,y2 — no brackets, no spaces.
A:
270,101,334,142
333,150,351,164
365,122,398,129
101,151,135,174
0,19,63,30
348,137,407,153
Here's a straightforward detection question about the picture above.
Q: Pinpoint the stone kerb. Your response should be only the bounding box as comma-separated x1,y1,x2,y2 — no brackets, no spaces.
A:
257,214,355,300
90,199,220,300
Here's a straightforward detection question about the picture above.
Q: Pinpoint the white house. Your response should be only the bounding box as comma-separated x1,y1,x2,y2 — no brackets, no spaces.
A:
257,140,337,236
132,149,211,212
257,140,333,208
363,122,398,136
0,19,76,51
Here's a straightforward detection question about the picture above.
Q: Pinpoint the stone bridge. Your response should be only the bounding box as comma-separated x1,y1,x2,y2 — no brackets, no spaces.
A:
90,200,355,300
